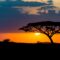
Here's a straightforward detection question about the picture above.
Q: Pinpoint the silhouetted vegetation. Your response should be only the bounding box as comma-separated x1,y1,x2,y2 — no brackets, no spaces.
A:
0,21,60,48
19,21,60,44
0,39,60,48
3,39,10,42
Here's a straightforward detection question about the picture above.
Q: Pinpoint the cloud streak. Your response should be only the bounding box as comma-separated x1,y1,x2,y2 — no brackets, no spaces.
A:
22,0,42,2
22,0,60,8
13,6,60,15
13,6,42,15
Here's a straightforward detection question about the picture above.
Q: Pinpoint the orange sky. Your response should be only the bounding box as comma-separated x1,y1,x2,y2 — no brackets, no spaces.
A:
0,32,60,43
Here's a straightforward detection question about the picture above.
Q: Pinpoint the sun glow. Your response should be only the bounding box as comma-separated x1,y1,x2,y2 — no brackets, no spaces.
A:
1,32,60,43
35,32,41,36
0,32,50,43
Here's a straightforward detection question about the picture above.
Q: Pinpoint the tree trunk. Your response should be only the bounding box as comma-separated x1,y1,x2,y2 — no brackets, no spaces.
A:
48,36,53,44
44,33,54,44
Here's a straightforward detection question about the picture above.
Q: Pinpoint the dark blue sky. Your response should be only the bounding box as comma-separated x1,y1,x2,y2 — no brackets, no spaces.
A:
0,1,60,32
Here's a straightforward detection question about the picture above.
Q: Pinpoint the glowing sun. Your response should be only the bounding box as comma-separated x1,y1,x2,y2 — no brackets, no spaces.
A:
35,33,41,36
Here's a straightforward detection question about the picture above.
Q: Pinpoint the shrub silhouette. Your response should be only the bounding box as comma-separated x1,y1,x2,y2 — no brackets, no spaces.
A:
3,39,10,43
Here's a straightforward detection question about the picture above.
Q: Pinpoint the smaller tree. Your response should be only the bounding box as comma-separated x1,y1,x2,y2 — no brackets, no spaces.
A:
19,21,60,44
3,39,10,42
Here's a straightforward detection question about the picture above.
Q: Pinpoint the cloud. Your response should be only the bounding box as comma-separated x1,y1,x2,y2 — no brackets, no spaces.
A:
22,0,47,3
22,0,42,2
22,0,60,8
13,6,60,15
13,6,42,15
19,7,41,15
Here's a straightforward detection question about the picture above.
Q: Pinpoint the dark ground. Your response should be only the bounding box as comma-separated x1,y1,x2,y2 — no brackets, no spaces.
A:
0,41,60,49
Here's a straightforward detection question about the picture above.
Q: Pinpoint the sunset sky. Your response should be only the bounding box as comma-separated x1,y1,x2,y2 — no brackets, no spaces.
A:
0,0,60,43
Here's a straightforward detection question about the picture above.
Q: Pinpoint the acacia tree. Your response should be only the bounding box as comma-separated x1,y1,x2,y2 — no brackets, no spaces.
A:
19,21,60,44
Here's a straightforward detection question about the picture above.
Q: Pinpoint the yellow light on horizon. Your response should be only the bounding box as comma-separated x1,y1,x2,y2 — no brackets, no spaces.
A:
0,32,50,43
35,32,41,36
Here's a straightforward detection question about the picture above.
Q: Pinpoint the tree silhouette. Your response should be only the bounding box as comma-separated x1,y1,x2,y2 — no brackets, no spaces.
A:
3,39,10,43
19,21,60,44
